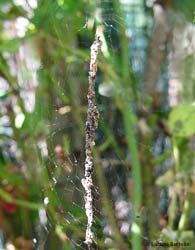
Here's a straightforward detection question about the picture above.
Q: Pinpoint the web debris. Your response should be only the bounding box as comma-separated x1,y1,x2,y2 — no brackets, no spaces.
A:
81,31,101,248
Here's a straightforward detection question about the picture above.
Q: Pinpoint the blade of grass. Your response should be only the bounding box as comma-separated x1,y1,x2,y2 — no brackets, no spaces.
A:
0,188,43,210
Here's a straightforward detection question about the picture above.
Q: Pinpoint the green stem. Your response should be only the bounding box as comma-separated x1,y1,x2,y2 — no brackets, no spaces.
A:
123,103,142,250
113,1,143,249
178,192,194,236
168,191,177,229
94,1,143,248
94,150,128,249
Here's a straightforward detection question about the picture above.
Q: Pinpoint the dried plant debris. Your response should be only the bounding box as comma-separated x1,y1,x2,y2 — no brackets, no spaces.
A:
81,33,101,248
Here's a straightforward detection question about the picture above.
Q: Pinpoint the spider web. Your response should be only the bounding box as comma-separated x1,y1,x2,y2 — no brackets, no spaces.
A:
0,1,156,249
35,1,195,249
2,0,195,250
30,1,195,249
35,1,157,249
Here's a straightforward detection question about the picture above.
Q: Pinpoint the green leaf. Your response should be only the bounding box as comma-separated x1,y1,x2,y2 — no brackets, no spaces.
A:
0,90,10,99
0,166,23,185
168,104,195,137
19,112,49,138
156,169,175,187
173,0,195,23
0,38,22,52
0,55,18,88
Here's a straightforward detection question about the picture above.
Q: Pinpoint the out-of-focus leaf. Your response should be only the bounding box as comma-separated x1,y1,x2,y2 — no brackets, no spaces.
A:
0,90,10,99
32,0,85,37
0,38,22,52
70,204,85,219
55,225,69,245
161,229,177,240
0,166,23,185
19,112,49,138
180,231,194,241
0,127,13,137
0,55,18,89
98,82,114,97
156,169,175,187
173,0,195,23
0,0,12,6
0,189,43,210
0,10,7,20
54,84,69,104
168,104,195,137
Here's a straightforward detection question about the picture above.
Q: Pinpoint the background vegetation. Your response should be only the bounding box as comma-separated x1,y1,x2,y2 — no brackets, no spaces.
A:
0,0,195,249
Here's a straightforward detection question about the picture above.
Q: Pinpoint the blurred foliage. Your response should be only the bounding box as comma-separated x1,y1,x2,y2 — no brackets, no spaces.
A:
173,0,195,23
169,104,195,137
0,0,195,250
